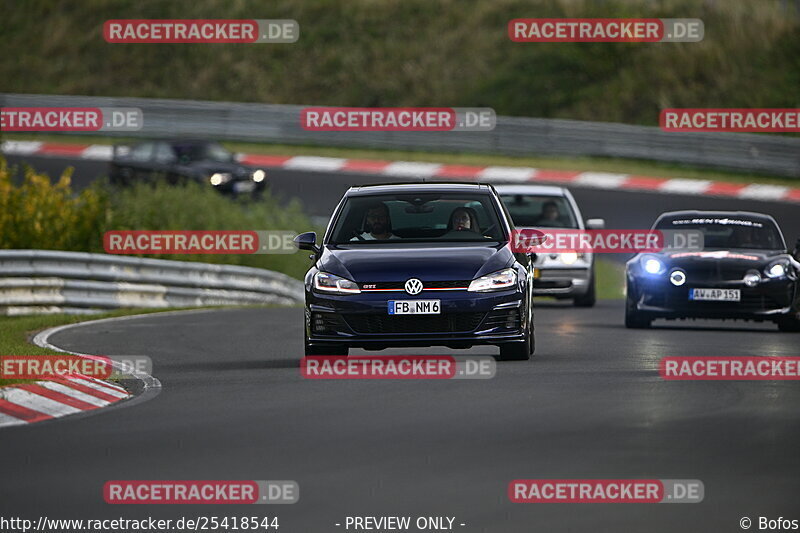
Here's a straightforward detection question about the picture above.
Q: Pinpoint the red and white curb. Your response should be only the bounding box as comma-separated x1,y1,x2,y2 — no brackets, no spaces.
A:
3,140,799,204
0,312,165,429
0,375,130,427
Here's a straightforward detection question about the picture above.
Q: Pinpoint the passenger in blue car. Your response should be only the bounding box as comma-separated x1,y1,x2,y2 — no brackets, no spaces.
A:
449,207,479,233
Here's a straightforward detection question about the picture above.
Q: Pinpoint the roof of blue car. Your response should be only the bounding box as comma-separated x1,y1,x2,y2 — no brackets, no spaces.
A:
347,182,492,195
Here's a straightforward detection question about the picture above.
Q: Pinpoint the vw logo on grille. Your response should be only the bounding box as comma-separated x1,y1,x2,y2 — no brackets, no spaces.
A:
404,278,423,295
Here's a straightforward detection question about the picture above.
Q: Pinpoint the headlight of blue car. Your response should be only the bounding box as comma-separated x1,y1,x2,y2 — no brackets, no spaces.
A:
468,268,518,292
313,272,361,294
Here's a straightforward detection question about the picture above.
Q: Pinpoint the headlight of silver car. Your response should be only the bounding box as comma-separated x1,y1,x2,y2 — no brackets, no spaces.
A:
313,271,361,294
560,251,580,265
468,268,518,292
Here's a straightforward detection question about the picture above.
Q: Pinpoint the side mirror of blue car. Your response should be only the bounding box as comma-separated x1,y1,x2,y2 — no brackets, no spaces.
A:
294,232,319,254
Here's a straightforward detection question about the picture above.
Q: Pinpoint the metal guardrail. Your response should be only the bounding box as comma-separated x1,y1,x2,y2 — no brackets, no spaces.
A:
2,93,799,177
0,250,304,315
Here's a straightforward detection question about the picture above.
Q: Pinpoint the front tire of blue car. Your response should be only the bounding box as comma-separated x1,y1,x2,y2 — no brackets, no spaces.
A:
496,295,533,361
497,333,531,361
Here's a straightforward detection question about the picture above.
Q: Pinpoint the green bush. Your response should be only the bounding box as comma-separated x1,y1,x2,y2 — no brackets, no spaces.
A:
0,157,317,279
106,180,316,279
0,158,107,251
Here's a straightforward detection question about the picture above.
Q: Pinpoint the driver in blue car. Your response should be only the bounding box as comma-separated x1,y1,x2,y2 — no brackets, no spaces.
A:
353,202,399,240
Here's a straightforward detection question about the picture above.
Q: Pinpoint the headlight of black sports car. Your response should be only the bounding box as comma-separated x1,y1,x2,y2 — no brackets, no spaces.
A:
765,260,790,279
640,254,666,275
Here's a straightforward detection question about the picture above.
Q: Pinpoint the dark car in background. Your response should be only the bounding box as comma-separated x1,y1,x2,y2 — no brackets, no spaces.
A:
294,182,536,360
625,210,800,331
109,139,267,197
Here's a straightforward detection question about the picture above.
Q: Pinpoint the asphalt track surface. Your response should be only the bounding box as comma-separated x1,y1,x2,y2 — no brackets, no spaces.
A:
2,152,800,532
2,305,800,532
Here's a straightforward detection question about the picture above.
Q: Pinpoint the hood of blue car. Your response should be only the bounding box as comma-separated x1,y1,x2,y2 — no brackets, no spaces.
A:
318,243,514,282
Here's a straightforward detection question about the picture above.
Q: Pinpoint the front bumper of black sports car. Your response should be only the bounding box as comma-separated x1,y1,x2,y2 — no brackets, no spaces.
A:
628,276,797,321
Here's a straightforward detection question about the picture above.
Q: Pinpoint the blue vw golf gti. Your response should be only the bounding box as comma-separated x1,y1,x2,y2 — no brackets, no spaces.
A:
294,183,536,360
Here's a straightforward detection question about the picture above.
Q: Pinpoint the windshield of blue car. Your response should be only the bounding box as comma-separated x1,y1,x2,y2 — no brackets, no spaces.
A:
172,143,234,163
499,194,578,228
656,217,785,250
328,193,506,244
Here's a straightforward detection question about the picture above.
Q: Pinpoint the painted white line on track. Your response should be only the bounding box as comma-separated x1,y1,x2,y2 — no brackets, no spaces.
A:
0,412,26,427
80,144,114,160
659,179,713,194
383,161,441,177
575,172,629,189
38,381,112,407
478,166,537,182
737,184,790,200
284,156,347,172
1,140,45,154
63,377,129,398
2,388,81,417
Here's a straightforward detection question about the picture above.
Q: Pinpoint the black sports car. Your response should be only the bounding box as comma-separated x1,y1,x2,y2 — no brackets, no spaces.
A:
109,139,267,197
625,210,800,331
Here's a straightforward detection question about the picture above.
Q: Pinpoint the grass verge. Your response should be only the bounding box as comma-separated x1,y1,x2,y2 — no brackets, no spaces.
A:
595,258,626,300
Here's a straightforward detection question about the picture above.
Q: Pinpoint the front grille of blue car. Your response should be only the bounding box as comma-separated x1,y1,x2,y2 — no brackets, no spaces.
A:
343,312,486,334
359,280,470,291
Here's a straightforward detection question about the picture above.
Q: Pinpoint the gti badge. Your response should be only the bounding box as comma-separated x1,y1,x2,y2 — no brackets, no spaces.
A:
404,278,423,295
